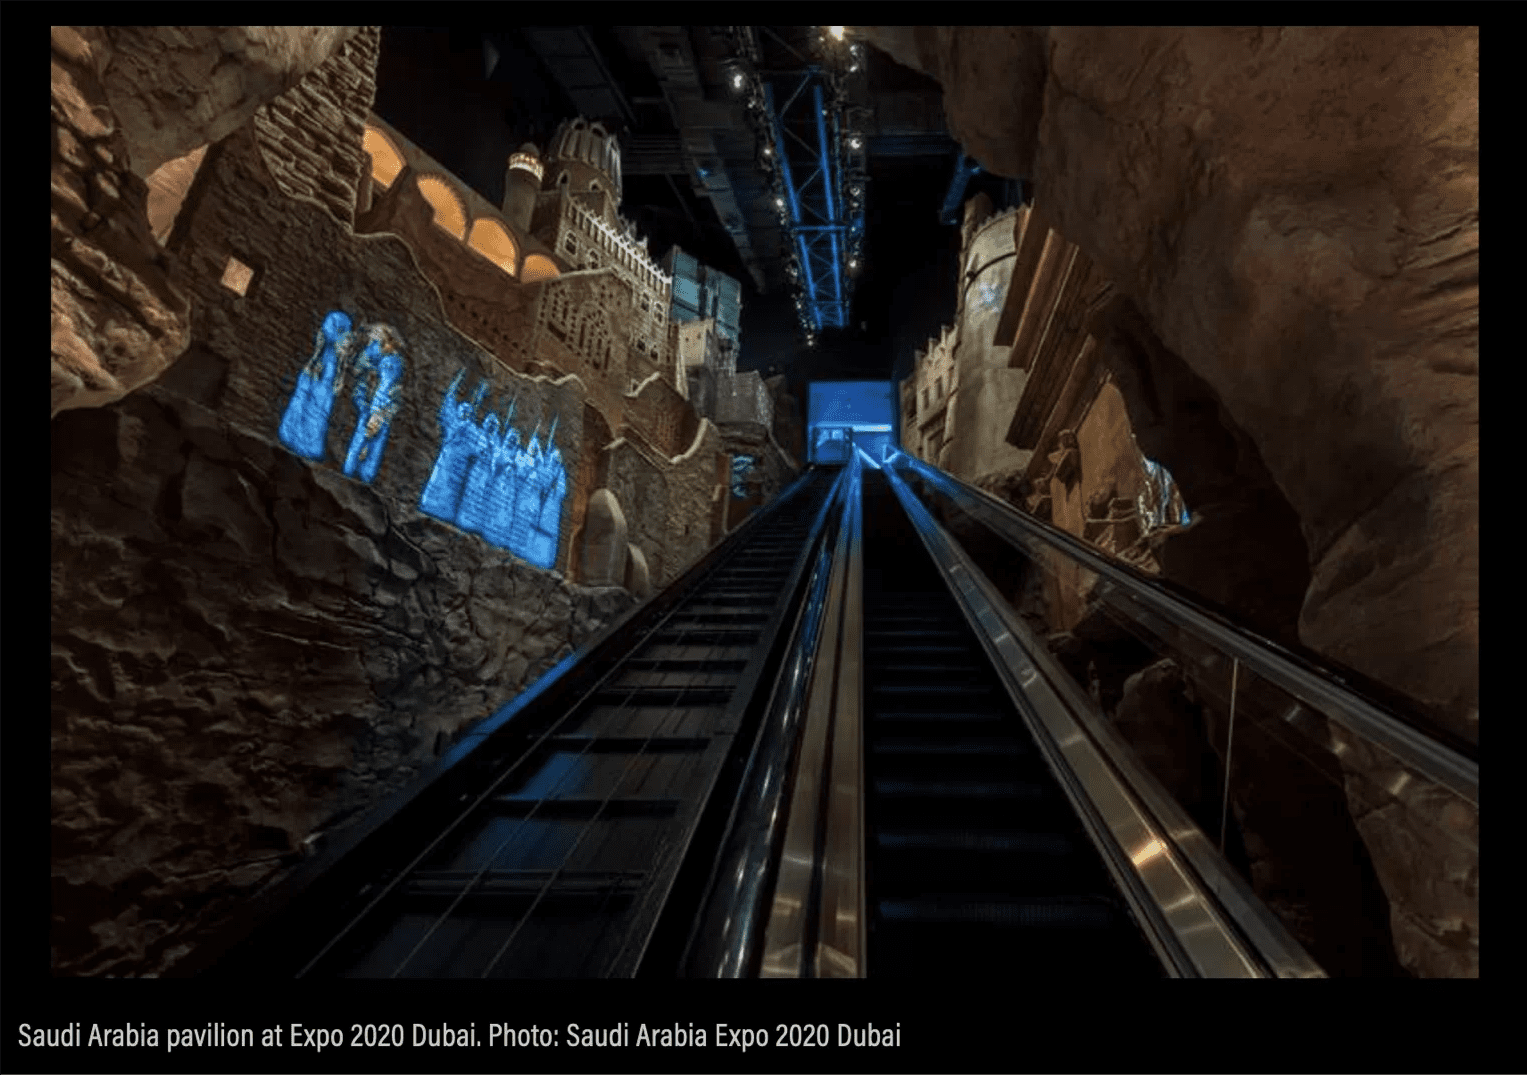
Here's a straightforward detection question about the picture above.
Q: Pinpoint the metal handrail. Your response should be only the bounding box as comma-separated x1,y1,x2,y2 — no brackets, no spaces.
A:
757,451,866,976
891,453,1478,807
680,465,849,976
882,459,1325,977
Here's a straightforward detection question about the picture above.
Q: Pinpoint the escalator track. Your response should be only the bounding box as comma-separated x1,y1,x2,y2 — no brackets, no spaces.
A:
204,467,840,979
860,469,1164,978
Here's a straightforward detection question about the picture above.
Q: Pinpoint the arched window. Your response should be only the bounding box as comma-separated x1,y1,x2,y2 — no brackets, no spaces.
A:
467,218,518,276
523,254,560,283
363,127,405,189
415,174,466,240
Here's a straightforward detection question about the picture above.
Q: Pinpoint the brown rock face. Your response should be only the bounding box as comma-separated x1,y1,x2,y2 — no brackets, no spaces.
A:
51,384,634,976
1089,294,1311,645
51,27,362,419
862,24,1478,741
864,26,1478,976
98,26,359,179
52,27,191,418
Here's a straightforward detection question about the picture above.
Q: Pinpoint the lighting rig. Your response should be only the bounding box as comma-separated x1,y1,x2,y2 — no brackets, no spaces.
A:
726,26,869,347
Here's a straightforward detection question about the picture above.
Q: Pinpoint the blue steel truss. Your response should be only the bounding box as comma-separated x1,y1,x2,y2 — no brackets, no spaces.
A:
761,67,865,338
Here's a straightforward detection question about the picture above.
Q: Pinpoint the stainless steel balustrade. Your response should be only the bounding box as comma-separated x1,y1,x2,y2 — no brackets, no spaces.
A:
892,453,1477,807
682,465,850,977
757,451,867,977
881,457,1323,977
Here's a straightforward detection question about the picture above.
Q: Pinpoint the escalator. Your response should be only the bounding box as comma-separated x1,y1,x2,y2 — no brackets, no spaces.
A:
194,443,1469,979
197,467,841,979
860,469,1163,977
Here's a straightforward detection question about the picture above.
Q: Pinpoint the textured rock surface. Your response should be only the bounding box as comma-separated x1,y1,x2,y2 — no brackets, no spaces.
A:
1088,294,1311,645
99,27,359,180
51,385,634,976
864,24,1478,741
52,26,370,419
52,26,191,418
863,24,1479,977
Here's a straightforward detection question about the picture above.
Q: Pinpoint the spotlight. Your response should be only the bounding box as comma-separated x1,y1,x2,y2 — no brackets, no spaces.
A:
849,136,862,150
828,26,845,41
849,258,858,269
732,72,745,90
763,144,773,157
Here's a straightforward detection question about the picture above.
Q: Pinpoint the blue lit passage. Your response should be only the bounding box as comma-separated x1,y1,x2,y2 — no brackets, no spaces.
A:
420,370,569,569
807,381,896,464
279,310,405,484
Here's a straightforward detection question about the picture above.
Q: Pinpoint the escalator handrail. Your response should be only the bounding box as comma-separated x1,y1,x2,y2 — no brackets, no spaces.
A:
180,465,829,978
883,459,1326,978
756,452,867,976
891,453,1478,807
680,465,850,976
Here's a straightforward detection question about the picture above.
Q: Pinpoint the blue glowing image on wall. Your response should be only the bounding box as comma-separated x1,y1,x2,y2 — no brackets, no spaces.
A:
420,370,569,570
278,310,405,484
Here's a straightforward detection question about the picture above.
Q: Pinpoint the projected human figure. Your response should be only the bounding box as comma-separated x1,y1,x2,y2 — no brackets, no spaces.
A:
278,310,352,460
420,371,489,521
456,412,506,536
505,422,544,559
483,399,524,551
342,324,405,484
528,421,568,569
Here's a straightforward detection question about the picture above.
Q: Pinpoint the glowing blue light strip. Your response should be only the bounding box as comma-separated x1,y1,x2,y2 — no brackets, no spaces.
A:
812,83,843,326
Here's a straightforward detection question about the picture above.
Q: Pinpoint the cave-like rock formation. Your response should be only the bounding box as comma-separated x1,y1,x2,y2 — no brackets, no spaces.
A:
864,26,1478,977
861,24,1478,741
52,27,357,419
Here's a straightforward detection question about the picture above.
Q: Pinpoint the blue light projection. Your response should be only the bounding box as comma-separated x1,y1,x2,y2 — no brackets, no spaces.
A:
421,370,569,569
730,454,759,499
278,311,405,484
343,324,406,484
278,310,352,460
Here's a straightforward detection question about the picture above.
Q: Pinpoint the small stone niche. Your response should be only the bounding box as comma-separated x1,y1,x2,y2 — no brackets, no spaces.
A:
220,255,255,296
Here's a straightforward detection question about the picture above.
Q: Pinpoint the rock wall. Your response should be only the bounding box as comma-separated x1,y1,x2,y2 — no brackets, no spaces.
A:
623,374,700,460
52,27,366,419
765,374,806,468
52,27,191,418
862,24,1478,742
51,383,633,976
99,27,361,180
863,24,1479,977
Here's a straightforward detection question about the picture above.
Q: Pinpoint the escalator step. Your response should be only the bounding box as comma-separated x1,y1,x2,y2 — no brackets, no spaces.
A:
543,734,709,753
487,797,681,818
873,779,1047,799
872,711,1006,723
876,897,1121,928
875,830,1076,855
621,658,749,674
870,683,1000,700
591,686,734,707
404,869,647,903
870,738,1025,756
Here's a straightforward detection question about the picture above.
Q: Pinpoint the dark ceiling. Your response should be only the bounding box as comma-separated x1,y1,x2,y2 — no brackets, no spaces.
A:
371,26,1020,393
